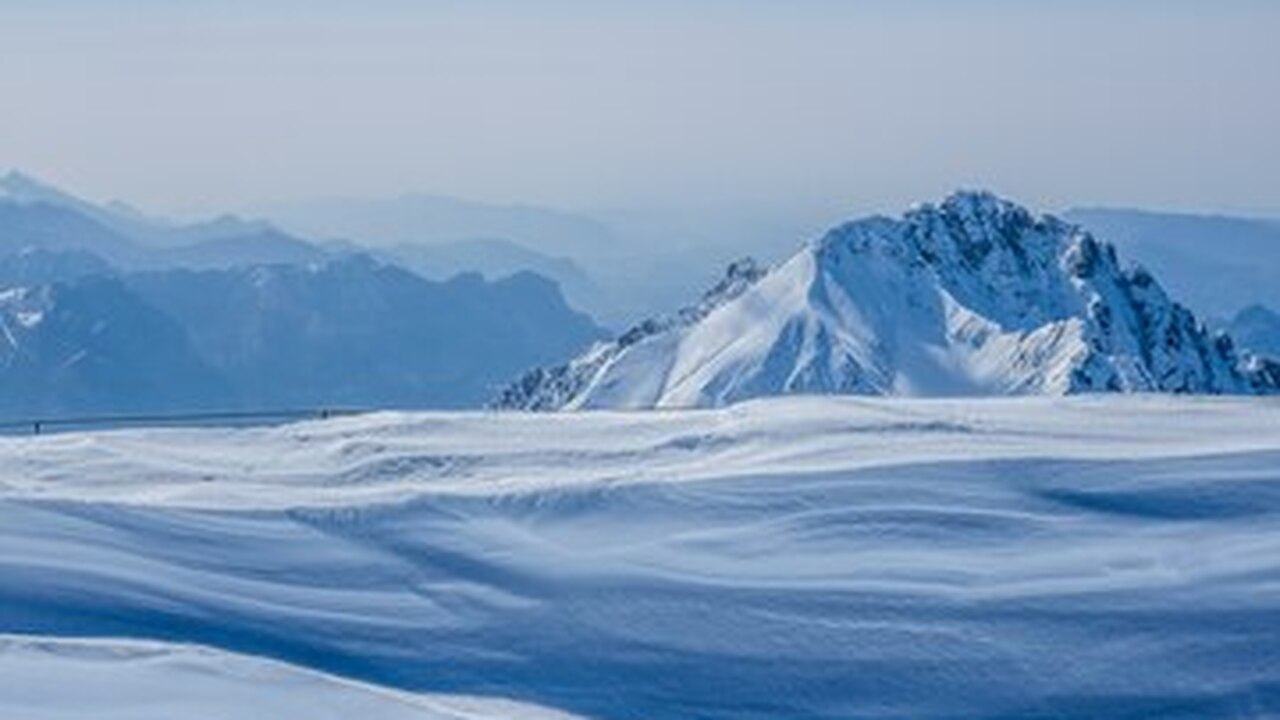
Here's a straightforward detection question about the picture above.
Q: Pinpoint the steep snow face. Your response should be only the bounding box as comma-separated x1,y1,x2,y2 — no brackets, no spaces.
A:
500,192,1273,409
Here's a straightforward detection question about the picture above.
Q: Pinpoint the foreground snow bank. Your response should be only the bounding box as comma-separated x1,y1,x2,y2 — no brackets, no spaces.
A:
2,396,1279,718
0,636,581,720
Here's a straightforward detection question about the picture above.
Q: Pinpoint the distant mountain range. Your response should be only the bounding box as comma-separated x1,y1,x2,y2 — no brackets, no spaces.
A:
500,192,1279,410
371,237,610,322
0,201,143,267
257,193,653,324
0,172,328,272
125,257,603,410
0,171,632,323
4,171,1279,417
0,172,603,418
0,171,277,251
0,252,602,417
258,193,618,261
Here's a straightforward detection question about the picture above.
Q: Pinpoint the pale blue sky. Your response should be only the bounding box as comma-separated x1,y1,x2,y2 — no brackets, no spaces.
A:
1,1,1277,220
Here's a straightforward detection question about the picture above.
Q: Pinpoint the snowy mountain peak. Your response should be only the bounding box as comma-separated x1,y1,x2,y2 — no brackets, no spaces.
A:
499,191,1278,410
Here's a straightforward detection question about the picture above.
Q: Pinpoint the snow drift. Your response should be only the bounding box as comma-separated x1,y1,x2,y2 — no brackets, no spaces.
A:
2,396,1280,718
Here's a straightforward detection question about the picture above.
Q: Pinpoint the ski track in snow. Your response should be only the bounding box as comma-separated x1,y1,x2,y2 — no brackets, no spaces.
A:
2,395,1280,718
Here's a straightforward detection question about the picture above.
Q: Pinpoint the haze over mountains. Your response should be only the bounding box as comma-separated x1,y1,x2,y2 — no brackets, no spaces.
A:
259,194,616,260
256,193,737,327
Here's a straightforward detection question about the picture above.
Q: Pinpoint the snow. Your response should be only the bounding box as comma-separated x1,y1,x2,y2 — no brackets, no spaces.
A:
0,636,582,720
2,395,1280,718
0,287,44,350
501,191,1271,410
3,395,1278,507
14,310,42,329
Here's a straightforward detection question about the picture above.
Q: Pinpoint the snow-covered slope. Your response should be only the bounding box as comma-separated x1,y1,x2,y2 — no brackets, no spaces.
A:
2,396,1279,718
499,192,1277,410
0,636,582,720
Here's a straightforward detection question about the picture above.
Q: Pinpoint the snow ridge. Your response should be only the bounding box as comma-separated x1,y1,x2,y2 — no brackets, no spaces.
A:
499,191,1277,409
494,257,766,410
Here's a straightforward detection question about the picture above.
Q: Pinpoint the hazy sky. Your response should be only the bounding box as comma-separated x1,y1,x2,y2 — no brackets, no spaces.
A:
2,0,1278,221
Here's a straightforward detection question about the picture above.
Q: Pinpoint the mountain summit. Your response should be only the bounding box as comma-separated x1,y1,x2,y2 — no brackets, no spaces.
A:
498,191,1279,410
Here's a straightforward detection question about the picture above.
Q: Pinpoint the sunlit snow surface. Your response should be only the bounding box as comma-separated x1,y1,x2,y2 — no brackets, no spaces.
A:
2,396,1280,718
0,636,582,720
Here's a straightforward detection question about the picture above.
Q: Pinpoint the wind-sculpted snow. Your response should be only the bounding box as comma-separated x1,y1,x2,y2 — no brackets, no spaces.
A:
2,396,1280,718
0,636,583,720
